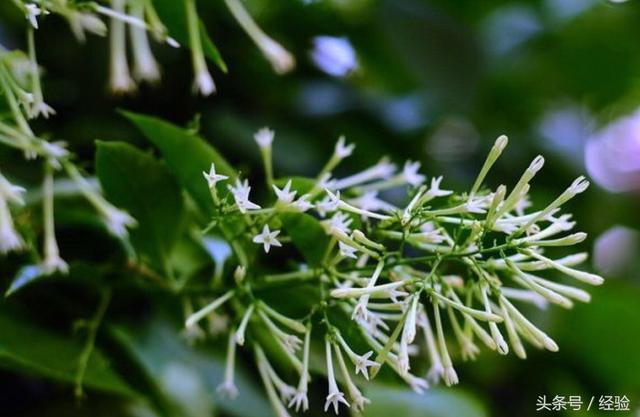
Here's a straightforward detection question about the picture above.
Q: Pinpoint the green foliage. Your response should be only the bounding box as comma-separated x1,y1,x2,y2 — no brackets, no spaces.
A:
122,111,236,216
96,141,185,275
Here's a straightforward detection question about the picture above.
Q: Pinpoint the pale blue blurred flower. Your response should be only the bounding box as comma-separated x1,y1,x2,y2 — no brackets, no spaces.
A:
310,36,357,77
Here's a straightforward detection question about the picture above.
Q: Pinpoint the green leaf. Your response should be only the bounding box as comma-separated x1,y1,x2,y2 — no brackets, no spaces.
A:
0,309,135,397
111,318,271,417
279,212,330,267
122,111,236,216
96,141,185,274
364,384,488,417
153,0,227,72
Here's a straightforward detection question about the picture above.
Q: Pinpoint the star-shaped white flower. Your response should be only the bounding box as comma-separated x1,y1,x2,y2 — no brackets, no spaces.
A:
289,389,309,412
428,176,452,197
202,163,229,188
252,225,282,253
403,160,426,186
293,194,313,212
322,212,353,235
254,127,274,148
338,241,357,259
334,136,355,159
353,351,378,380
228,179,261,213
272,179,297,205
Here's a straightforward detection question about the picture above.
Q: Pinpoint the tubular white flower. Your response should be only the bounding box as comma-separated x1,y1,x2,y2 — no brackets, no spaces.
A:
335,332,378,380
289,325,311,412
335,136,355,159
254,127,275,149
41,166,68,274
496,155,545,218
235,304,255,345
333,158,396,190
185,290,234,329
470,134,508,197
259,302,306,334
256,346,292,417
252,225,282,253
257,309,302,354
185,0,215,96
324,338,350,414
446,305,479,361
524,250,604,285
108,0,136,94
334,342,370,412
129,0,161,83
217,329,239,399
224,0,295,74
500,296,559,352
325,189,392,220
498,297,526,359
479,284,509,355
432,299,458,386
349,260,385,321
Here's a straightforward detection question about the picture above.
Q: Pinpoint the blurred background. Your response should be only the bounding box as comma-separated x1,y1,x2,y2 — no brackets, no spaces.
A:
1,0,639,416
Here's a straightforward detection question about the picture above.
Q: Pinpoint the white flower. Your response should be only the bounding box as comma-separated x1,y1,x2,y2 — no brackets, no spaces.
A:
68,12,107,41
289,390,309,412
334,136,355,159
259,37,295,74
0,199,24,254
108,0,136,94
322,212,352,235
349,191,396,213
103,206,137,238
203,163,229,188
254,127,275,149
194,69,216,96
216,380,239,399
316,193,340,217
426,176,452,198
443,366,459,386
25,3,48,29
41,141,68,163
310,36,357,77
353,351,377,380
273,180,297,205
464,196,490,214
403,160,426,186
42,252,69,275
338,241,357,259
30,101,56,119
228,179,261,213
405,374,429,394
253,225,282,253
0,175,26,206
318,173,337,190
292,194,313,212
324,340,350,414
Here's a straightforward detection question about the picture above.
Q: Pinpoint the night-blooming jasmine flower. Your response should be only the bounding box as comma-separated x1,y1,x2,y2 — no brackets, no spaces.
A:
0,193,23,254
228,179,261,213
403,160,426,186
338,241,358,259
334,343,370,412
129,0,160,83
253,225,282,253
217,330,239,399
184,0,215,96
224,0,295,74
203,163,229,188
102,205,137,238
255,347,292,417
349,191,396,213
333,158,396,190
292,194,313,212
426,176,453,199
324,339,350,414
335,332,378,380
25,3,48,29
432,300,459,386
289,326,311,412
235,304,255,345
335,136,355,159
108,0,136,94
273,180,297,205
254,127,275,149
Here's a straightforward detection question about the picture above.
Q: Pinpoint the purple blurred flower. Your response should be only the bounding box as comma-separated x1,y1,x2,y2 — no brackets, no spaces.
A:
593,226,638,276
310,36,357,77
585,109,640,193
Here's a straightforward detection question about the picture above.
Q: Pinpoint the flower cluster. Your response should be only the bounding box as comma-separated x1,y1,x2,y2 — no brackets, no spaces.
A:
11,0,294,96
182,130,603,416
